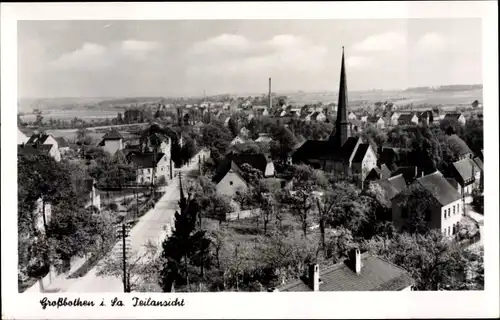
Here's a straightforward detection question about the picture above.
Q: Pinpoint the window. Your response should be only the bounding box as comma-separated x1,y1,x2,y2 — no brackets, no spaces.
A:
229,181,233,186
453,206,456,215
448,208,451,217
457,203,460,214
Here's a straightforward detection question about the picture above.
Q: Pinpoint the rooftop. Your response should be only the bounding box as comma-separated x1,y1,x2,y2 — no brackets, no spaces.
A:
416,171,462,206
280,252,414,292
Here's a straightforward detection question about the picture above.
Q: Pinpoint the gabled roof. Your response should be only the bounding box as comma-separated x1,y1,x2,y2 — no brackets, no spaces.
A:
18,143,53,156
380,164,392,179
337,136,360,160
352,144,370,163
194,121,205,128
102,129,123,140
280,252,414,291
398,113,416,122
367,116,382,123
416,171,461,206
452,158,481,183
54,136,69,148
446,134,472,156
391,166,419,184
128,152,165,169
444,113,463,120
372,179,400,201
387,173,406,192
27,133,52,145
348,118,362,127
473,157,483,171
212,153,269,184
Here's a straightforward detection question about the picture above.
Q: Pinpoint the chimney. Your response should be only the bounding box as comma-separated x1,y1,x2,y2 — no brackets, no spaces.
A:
268,77,272,109
308,263,320,291
350,248,362,274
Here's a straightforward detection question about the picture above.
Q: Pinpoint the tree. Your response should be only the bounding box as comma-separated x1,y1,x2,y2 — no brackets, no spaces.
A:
281,165,329,238
397,183,433,234
159,180,211,291
362,231,484,290
228,118,239,137
200,124,233,161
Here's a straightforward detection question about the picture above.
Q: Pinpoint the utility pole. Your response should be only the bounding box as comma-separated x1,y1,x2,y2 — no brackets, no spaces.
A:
116,223,132,292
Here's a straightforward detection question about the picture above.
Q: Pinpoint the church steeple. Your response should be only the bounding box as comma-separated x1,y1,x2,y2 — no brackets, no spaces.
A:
330,46,350,147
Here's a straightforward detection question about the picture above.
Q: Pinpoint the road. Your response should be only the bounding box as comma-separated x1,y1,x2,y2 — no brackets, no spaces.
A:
56,152,203,292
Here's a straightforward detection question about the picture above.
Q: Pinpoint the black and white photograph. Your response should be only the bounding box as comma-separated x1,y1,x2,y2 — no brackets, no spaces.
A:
2,1,499,319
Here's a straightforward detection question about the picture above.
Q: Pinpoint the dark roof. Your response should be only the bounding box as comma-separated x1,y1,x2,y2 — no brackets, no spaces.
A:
446,134,472,156
337,136,360,160
292,140,330,161
398,113,416,122
102,129,123,140
212,153,269,184
54,137,69,147
352,144,370,163
367,116,381,123
348,118,362,127
18,144,53,156
391,166,419,183
26,133,51,145
473,157,484,171
444,113,463,120
371,179,400,201
446,178,460,189
128,152,165,168
380,164,392,179
416,171,461,206
452,158,481,183
280,252,414,291
387,174,407,192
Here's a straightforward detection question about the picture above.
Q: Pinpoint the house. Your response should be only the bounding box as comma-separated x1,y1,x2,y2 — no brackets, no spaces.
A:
224,117,231,127
348,112,357,121
391,170,463,237
351,143,377,186
347,118,362,134
397,113,418,125
443,113,466,126
369,174,407,207
367,116,385,129
129,152,169,185
389,112,400,126
449,158,482,198
292,48,376,179
417,110,434,125
18,128,28,144
310,111,327,122
24,133,62,162
365,164,392,182
391,166,422,184
230,135,246,146
278,249,414,291
446,134,473,160
98,129,124,155
74,178,101,211
54,137,70,155
18,143,61,162
255,133,272,143
212,153,275,197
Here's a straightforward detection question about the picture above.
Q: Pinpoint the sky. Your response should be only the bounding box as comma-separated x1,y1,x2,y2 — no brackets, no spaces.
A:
18,19,482,98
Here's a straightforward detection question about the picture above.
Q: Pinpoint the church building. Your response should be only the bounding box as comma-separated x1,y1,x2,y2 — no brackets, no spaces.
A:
292,48,377,183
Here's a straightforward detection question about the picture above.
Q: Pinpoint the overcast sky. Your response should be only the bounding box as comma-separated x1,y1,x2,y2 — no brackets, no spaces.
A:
18,19,482,98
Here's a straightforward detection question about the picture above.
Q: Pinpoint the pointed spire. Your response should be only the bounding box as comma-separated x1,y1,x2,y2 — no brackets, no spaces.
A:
330,46,350,147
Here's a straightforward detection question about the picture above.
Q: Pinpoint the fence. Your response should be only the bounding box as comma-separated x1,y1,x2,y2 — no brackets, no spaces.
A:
225,208,262,221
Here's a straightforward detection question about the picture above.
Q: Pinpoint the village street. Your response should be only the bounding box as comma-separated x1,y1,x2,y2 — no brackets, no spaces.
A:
52,152,204,293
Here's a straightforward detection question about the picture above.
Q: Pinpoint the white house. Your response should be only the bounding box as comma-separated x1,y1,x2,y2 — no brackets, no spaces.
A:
230,135,246,146
98,129,124,155
18,128,29,144
347,112,357,121
23,133,61,162
255,133,272,143
391,171,463,237
351,144,377,186
129,152,170,185
397,113,419,125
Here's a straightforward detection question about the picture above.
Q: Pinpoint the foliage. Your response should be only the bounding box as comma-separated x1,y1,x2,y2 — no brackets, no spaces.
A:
397,183,434,234
362,231,484,290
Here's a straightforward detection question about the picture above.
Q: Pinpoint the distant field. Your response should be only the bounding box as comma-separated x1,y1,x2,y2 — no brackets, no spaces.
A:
20,109,122,122
287,89,483,108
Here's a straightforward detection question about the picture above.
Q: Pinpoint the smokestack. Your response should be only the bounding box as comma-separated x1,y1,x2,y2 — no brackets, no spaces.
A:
269,77,272,109
308,264,320,291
